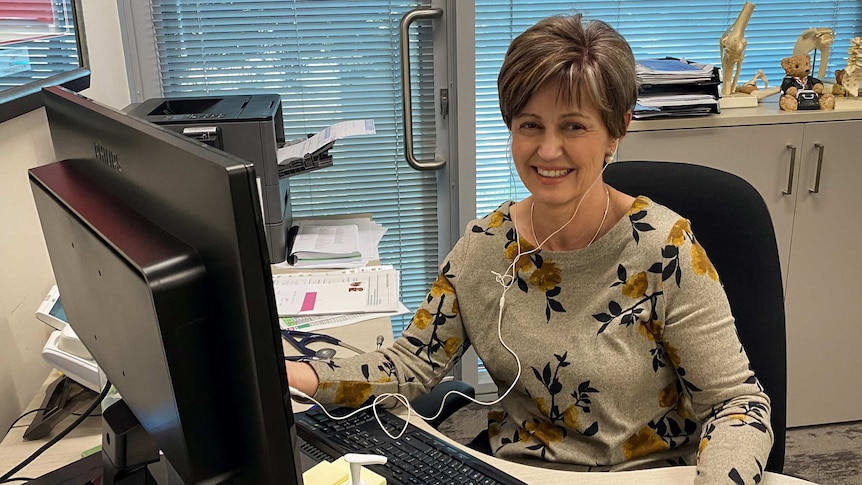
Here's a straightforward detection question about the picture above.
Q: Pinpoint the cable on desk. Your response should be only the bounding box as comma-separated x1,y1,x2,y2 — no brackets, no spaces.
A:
0,380,111,484
3,408,48,436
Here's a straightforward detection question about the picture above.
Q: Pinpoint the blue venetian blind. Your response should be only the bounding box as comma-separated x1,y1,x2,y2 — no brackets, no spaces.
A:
475,0,862,216
148,0,440,336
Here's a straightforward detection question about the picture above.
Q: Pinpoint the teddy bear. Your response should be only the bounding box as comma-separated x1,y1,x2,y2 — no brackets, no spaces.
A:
779,53,835,111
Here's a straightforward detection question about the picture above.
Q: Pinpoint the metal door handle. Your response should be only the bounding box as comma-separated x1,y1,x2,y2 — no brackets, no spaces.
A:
809,143,824,194
399,7,445,170
783,144,796,195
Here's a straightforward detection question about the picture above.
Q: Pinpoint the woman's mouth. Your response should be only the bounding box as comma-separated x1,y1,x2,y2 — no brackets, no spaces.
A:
536,167,572,178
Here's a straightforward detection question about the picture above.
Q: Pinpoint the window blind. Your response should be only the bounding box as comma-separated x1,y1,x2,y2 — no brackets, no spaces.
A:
475,0,862,216
0,0,80,91
148,0,440,336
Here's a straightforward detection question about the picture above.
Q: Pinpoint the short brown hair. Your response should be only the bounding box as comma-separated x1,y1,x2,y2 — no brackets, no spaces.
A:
497,14,638,139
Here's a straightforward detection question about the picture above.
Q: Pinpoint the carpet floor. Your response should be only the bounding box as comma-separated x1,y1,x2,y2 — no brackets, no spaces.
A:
437,404,862,484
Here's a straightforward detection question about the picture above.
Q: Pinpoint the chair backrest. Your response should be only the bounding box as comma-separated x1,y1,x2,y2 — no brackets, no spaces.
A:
604,161,787,473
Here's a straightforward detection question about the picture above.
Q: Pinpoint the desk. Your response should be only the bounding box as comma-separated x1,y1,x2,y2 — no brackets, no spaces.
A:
1,317,816,484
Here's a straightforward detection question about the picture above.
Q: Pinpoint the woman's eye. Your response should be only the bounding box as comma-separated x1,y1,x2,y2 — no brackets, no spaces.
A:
564,122,585,132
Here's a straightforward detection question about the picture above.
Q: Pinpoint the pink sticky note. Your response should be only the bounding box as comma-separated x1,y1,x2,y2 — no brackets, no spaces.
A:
300,292,317,312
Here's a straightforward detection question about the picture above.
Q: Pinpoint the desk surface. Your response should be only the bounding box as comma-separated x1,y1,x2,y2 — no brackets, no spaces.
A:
1,317,816,484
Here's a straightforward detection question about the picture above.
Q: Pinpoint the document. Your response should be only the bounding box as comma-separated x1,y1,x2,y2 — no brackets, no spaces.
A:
288,224,362,265
278,216,387,269
276,119,376,166
272,266,400,316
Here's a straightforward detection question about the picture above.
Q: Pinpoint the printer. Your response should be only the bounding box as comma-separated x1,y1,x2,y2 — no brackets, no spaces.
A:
127,94,293,263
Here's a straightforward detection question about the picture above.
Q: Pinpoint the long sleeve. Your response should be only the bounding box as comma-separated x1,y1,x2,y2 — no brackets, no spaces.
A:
658,219,773,484
307,242,471,408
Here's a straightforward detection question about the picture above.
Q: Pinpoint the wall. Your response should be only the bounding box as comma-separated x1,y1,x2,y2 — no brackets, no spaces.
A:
0,0,130,437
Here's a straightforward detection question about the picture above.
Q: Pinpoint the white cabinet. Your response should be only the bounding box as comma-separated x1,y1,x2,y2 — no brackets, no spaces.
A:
618,116,862,427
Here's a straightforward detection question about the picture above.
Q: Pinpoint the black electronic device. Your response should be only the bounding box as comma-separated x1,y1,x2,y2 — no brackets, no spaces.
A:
126,94,295,264
296,406,526,485
29,86,302,484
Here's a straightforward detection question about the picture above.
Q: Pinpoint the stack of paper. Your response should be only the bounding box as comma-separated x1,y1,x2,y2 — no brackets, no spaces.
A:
634,57,720,119
288,224,363,266
280,216,387,269
636,58,715,84
273,266,401,316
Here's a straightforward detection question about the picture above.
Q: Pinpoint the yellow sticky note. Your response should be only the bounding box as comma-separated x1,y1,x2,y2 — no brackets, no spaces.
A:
302,460,350,485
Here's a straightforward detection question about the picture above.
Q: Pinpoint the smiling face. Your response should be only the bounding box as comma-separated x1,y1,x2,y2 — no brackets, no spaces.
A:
511,80,624,211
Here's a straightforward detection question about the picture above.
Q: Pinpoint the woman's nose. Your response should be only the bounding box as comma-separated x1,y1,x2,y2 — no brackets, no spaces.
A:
537,131,563,160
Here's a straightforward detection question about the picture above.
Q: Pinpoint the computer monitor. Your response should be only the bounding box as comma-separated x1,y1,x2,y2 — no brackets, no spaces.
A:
29,86,302,484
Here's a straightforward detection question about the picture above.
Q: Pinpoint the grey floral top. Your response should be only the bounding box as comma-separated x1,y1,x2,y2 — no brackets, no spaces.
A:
309,197,773,484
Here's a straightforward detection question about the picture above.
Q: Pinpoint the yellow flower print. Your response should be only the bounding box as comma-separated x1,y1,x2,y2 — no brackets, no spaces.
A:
699,437,709,454
622,271,648,298
624,427,669,460
638,319,664,341
667,219,692,246
451,298,459,315
627,197,649,216
413,308,432,330
335,381,373,407
665,341,682,368
489,410,505,424
429,273,454,297
529,261,562,291
525,420,564,446
488,422,501,438
658,382,678,408
444,337,461,357
534,396,550,417
691,241,719,281
488,410,505,439
488,211,505,229
505,241,534,273
563,405,579,430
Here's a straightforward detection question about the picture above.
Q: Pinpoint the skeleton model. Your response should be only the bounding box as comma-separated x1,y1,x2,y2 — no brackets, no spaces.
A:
792,27,835,80
719,2,755,96
838,37,862,97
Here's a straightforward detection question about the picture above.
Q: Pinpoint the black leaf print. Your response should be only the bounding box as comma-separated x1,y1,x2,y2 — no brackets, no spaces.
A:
649,262,663,273
593,312,613,323
662,259,678,281
617,264,627,281
471,225,484,233
541,363,552,386
728,468,745,485
547,286,561,297
662,245,679,258
583,421,599,436
548,299,565,312
634,222,654,232
361,364,370,380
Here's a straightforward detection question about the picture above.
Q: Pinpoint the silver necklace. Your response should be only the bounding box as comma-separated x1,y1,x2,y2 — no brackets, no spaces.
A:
530,186,610,250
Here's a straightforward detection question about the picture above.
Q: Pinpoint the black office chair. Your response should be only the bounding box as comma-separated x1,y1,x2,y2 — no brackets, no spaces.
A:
604,160,787,473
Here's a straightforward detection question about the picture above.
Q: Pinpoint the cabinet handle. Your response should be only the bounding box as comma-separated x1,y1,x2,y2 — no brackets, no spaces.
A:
809,143,825,194
783,144,796,195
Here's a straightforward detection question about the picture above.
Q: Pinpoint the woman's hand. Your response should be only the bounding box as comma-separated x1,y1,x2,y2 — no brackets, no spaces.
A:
285,361,319,396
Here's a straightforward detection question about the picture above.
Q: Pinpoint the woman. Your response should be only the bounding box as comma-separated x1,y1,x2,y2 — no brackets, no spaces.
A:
288,14,772,483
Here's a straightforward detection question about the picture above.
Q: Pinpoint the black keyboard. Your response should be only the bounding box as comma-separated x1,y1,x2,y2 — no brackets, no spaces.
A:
295,406,526,485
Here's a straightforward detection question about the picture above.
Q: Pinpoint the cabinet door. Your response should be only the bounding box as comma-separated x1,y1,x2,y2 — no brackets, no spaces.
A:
619,124,803,286
784,120,862,426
